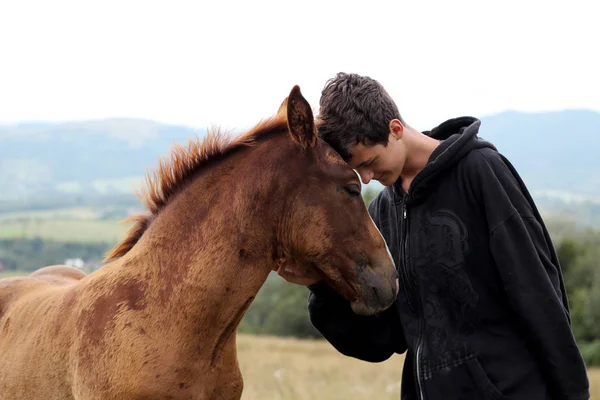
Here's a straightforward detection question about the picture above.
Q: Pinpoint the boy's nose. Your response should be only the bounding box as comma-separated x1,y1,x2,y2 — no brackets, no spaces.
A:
358,169,374,184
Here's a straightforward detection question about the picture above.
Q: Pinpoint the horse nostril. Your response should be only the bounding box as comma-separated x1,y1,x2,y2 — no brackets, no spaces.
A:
371,286,381,304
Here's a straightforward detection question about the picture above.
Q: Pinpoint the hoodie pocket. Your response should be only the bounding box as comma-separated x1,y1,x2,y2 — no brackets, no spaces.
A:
423,356,503,400
465,357,503,400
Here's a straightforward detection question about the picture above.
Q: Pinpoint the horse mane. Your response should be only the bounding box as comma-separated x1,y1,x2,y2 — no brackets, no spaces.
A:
104,112,289,262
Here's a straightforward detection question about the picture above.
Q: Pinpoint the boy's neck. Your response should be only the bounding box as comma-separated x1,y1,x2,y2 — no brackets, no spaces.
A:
399,129,441,193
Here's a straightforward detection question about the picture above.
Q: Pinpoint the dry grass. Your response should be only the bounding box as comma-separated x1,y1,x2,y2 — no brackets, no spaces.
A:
591,369,600,400
237,334,600,400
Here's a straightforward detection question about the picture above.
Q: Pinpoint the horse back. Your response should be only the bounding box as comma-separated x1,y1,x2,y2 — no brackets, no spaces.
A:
0,265,87,399
0,265,86,318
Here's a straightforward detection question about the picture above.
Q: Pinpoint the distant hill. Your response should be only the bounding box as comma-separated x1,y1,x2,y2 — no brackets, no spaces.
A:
478,109,600,201
1,110,599,216
0,118,205,206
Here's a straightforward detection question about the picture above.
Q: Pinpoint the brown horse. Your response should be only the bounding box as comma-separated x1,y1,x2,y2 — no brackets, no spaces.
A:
0,86,398,399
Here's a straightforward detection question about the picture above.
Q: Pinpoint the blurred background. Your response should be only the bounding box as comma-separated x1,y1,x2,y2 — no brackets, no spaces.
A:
1,0,599,398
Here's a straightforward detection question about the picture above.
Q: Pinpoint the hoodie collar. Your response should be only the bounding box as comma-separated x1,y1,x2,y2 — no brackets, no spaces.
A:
387,116,496,204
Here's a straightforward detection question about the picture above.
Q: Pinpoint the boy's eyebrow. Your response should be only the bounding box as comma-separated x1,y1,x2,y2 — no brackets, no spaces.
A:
355,160,369,169
356,157,376,169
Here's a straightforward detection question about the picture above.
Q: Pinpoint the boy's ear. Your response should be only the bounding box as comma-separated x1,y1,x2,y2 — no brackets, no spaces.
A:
388,119,404,140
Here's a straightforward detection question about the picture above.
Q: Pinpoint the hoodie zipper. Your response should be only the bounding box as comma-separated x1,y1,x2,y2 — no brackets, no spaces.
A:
402,202,416,294
393,186,424,399
401,202,415,311
403,200,424,400
416,343,424,400
393,190,415,314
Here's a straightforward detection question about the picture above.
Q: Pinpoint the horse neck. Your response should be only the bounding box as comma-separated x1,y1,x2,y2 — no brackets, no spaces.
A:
111,135,292,343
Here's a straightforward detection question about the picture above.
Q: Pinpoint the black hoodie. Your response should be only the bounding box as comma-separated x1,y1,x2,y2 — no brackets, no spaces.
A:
308,117,590,400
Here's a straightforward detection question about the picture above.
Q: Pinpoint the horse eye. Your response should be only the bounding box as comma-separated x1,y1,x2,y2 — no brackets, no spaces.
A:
344,184,361,197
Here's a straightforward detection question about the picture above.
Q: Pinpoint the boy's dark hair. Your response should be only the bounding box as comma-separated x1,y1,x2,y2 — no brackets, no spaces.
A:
317,72,403,161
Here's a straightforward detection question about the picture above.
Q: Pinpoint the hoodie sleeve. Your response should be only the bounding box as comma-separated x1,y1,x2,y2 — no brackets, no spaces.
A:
306,196,406,363
472,149,589,399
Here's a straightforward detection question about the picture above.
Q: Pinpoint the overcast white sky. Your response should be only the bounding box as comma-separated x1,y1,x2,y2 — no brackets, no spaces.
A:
0,0,598,132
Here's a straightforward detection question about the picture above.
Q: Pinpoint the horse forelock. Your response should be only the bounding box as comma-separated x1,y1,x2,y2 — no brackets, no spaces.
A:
104,113,289,263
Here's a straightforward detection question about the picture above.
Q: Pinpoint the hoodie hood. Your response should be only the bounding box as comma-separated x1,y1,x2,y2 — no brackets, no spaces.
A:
394,116,497,204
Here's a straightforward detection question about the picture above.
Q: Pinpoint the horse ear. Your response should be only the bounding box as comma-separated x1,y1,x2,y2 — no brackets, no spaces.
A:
286,85,317,149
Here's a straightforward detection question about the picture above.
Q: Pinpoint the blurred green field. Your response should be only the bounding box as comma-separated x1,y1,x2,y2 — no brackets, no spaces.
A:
0,207,132,243
0,270,29,279
0,207,99,221
0,219,129,242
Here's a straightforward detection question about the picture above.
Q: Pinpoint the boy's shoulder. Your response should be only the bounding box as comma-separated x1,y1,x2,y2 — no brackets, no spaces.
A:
459,146,504,170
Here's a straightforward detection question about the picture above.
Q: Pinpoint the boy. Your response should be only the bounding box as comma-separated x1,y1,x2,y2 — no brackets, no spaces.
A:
277,73,589,399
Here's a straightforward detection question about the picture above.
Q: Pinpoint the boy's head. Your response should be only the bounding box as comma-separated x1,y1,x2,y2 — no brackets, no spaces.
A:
317,72,408,186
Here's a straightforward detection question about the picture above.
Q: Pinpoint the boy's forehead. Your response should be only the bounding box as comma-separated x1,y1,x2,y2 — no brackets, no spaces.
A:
348,141,384,168
349,142,373,160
